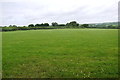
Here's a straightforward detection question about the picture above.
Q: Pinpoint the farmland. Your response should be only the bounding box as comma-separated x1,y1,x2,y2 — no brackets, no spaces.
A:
2,29,118,78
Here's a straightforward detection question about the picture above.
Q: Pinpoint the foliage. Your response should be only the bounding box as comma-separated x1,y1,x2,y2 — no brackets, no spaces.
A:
1,21,118,32
52,22,58,26
66,21,79,28
81,24,89,28
28,24,34,27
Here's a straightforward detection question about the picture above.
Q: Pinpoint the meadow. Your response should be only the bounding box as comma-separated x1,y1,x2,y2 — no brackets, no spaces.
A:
2,29,118,78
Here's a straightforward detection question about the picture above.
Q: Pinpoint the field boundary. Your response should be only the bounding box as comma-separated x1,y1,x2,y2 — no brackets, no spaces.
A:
0,28,2,80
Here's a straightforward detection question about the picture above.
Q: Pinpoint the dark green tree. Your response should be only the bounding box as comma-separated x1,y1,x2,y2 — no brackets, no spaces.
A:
35,24,41,27
58,24,66,26
12,25,17,27
43,23,49,26
52,22,58,26
81,24,89,28
66,21,79,28
28,24,34,27
9,25,13,27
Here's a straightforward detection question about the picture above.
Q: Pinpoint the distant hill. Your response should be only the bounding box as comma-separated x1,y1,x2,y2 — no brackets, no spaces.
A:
88,22,118,27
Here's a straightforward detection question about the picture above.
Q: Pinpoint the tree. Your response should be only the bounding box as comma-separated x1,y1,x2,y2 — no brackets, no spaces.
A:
28,24,34,27
66,21,79,28
40,23,44,26
107,25,118,29
9,25,13,27
12,25,17,27
35,24,41,27
52,22,58,26
58,24,66,26
35,23,49,27
43,23,49,26
81,24,89,28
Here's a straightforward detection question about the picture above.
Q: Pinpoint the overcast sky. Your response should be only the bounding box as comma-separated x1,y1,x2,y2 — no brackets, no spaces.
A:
0,0,119,26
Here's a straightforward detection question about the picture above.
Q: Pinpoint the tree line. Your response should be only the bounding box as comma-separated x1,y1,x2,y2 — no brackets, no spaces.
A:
1,21,118,31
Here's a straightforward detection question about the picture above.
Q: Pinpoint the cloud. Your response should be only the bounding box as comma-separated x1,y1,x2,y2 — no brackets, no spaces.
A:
0,0,119,26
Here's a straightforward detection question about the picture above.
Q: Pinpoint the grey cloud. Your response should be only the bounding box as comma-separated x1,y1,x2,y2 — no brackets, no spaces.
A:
0,0,118,26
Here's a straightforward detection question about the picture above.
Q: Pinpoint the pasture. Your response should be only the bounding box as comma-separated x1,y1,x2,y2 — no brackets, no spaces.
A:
2,29,118,78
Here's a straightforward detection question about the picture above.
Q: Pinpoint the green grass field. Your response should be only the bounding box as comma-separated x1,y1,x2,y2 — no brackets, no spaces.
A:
2,29,118,78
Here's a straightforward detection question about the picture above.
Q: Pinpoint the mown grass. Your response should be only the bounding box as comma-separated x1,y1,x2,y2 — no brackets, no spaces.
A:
2,29,118,78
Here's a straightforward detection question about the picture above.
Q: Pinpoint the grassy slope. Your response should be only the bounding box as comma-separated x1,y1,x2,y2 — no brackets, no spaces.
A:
2,29,118,78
